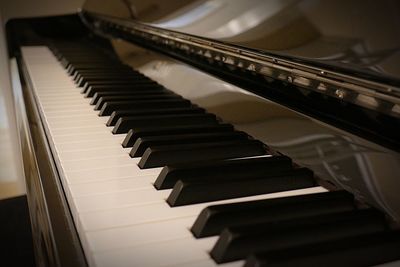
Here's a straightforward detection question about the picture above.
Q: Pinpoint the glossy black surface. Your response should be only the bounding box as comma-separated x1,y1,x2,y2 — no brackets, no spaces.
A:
152,0,400,86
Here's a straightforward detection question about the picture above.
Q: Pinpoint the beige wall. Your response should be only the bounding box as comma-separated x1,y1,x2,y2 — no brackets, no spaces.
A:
0,0,84,21
0,11,25,199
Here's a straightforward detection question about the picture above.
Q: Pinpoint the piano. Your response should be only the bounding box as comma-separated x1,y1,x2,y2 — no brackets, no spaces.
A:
1,0,400,266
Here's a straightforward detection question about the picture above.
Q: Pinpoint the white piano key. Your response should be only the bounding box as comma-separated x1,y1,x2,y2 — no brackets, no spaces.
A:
86,216,194,252
45,109,102,118
46,114,105,125
52,132,117,143
47,118,109,130
50,125,112,136
80,187,327,231
61,155,136,171
41,101,93,109
42,105,92,113
38,93,84,99
48,120,106,130
94,237,217,267
74,188,171,212
58,147,128,161
65,164,162,184
69,175,156,197
55,139,121,152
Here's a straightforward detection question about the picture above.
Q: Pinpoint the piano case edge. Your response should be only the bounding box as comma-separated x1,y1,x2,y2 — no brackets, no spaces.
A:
10,56,88,267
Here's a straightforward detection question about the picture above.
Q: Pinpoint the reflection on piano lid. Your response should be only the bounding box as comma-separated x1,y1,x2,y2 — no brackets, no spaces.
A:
4,0,400,267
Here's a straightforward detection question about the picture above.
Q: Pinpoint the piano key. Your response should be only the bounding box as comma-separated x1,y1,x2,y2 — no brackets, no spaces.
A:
122,123,234,147
61,155,135,172
79,76,152,87
87,216,196,251
91,90,172,105
154,155,292,190
50,125,110,136
76,73,147,83
210,209,386,263
79,187,327,231
62,60,118,69
54,137,122,151
107,106,206,126
46,116,109,129
167,168,316,206
74,69,139,81
65,164,162,184
73,187,172,212
69,65,131,75
85,83,163,96
191,191,355,238
244,231,400,267
93,237,215,267
88,190,329,267
52,130,122,143
113,113,219,134
99,99,192,116
58,147,128,161
83,189,326,252
83,80,161,93
74,70,142,76
130,131,249,157
138,140,266,169
94,94,182,110
69,175,156,197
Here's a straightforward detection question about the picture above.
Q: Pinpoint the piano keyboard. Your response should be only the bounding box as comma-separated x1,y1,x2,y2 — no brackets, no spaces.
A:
21,45,400,267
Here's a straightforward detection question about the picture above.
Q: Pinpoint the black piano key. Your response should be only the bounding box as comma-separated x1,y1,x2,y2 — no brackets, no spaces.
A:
138,140,266,169
90,89,171,105
85,83,163,97
68,65,131,75
108,107,206,126
113,113,219,134
167,168,316,206
99,99,192,116
78,76,150,87
155,155,292,190
75,72,145,82
95,94,182,111
73,67,137,75
84,81,161,94
130,132,248,157
210,209,387,263
191,191,355,238
91,90,171,105
122,123,234,147
61,56,113,62
74,70,138,82
62,59,116,68
244,231,400,267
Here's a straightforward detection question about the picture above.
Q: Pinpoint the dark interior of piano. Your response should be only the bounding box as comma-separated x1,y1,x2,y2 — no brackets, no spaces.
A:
0,1,399,267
